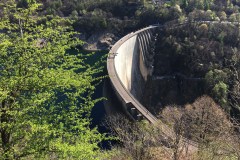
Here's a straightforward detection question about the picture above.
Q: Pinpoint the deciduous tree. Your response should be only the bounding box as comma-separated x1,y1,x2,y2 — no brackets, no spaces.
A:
0,1,105,159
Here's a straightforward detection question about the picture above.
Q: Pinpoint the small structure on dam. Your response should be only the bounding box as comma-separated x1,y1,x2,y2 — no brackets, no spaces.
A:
107,26,159,123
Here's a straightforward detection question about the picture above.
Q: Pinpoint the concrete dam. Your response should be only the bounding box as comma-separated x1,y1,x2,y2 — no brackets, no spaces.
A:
107,20,227,123
107,26,159,124
107,24,200,150
107,23,202,151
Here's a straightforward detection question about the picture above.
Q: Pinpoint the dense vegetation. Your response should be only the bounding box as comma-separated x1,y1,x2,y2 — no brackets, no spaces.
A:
0,1,107,159
147,21,239,116
0,0,240,159
137,0,239,119
106,96,240,159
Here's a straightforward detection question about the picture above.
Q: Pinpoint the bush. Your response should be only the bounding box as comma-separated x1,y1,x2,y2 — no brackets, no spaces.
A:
213,82,228,108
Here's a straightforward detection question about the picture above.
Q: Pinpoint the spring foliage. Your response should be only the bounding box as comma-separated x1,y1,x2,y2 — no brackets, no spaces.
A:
0,1,105,159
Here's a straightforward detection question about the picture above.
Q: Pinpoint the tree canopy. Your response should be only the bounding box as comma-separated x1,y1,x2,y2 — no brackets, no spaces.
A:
0,1,105,159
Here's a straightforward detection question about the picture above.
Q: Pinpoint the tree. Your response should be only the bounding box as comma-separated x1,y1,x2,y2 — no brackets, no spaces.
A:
183,96,231,145
212,81,228,108
161,96,235,159
192,117,240,160
0,1,105,159
105,114,188,160
161,106,195,160
205,69,229,110
229,48,240,114
105,115,157,160
70,10,79,19
181,0,189,8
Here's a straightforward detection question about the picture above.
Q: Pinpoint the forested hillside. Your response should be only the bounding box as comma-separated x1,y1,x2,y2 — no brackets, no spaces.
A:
0,0,240,159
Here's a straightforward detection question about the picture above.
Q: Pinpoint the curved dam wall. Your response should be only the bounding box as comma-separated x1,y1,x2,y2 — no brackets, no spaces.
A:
107,26,158,124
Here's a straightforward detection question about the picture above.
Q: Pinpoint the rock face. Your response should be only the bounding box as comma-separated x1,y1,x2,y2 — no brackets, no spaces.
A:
98,37,113,49
81,32,118,51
